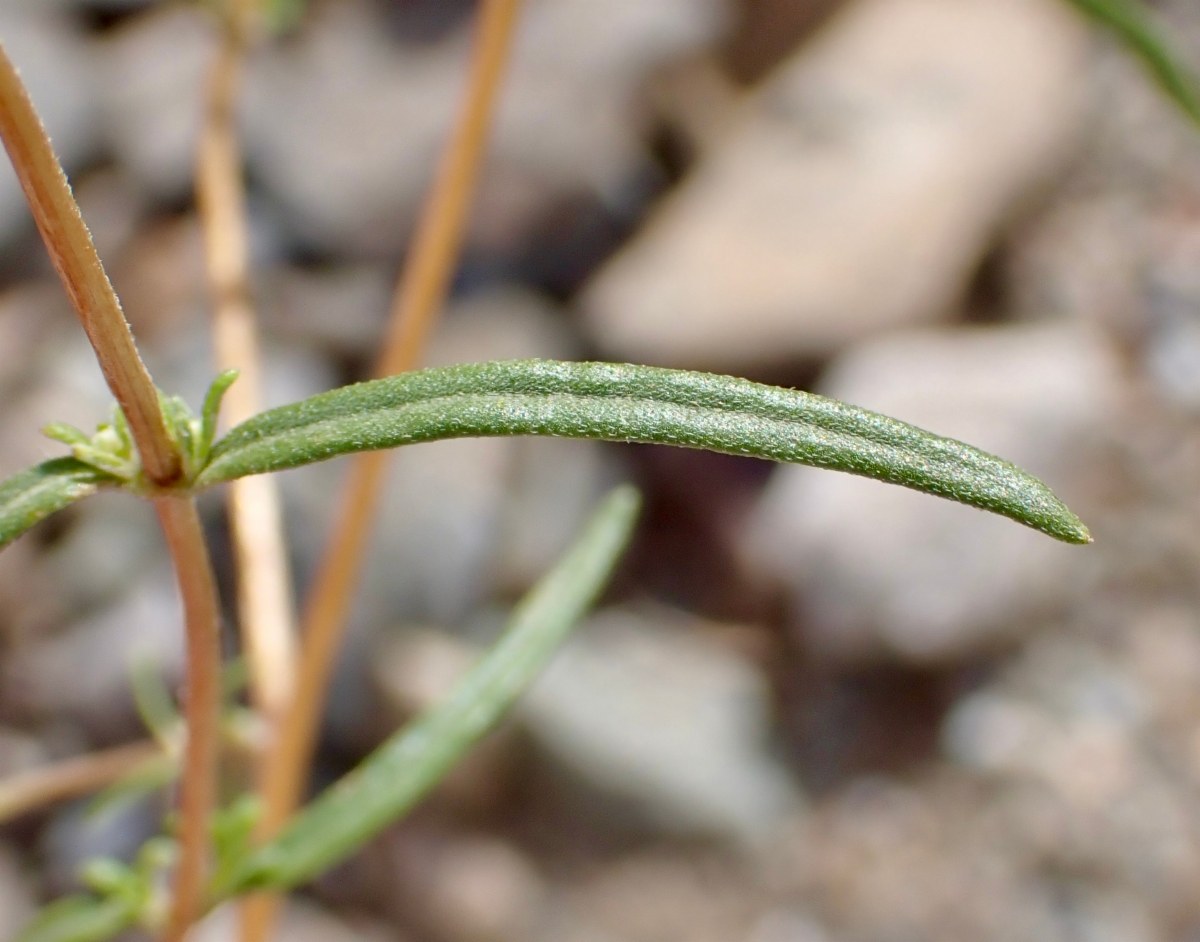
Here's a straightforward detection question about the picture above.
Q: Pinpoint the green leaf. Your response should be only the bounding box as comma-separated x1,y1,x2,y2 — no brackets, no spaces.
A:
0,459,116,552
222,485,641,894
10,895,137,942
201,368,240,462
1066,0,1200,125
42,423,91,448
199,359,1091,544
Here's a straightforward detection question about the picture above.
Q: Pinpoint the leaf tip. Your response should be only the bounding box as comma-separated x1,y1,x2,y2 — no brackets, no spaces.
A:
1051,513,1093,546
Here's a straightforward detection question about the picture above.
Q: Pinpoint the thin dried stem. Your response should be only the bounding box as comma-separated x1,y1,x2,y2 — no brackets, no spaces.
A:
154,497,223,942
243,0,524,937
372,0,525,380
0,740,163,825
0,40,180,486
197,6,297,729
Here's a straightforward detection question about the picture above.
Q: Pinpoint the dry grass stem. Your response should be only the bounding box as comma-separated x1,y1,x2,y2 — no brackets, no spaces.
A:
154,496,223,942
0,740,163,825
197,7,297,729
0,40,180,486
244,0,524,936
373,0,526,379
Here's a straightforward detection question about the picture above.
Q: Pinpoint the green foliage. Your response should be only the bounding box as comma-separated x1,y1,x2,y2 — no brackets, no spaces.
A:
38,370,239,497
43,409,138,482
200,359,1091,544
16,486,640,942
1066,0,1200,125
0,360,1093,553
226,485,640,892
0,459,113,552
11,896,136,942
14,839,177,942
0,359,1098,940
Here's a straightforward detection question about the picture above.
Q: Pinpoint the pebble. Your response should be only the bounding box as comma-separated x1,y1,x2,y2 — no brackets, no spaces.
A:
41,491,163,618
940,614,1200,924
741,324,1124,662
380,830,545,942
582,0,1089,370
240,0,725,256
521,607,803,843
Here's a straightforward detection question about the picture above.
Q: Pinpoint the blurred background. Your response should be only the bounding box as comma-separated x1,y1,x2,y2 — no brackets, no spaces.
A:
1,0,1200,939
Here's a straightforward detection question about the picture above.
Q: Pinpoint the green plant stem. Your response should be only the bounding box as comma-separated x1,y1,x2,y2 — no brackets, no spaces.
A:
153,497,223,942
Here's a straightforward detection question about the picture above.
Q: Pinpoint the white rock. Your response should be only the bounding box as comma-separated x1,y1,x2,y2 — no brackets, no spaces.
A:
582,0,1089,370
521,608,803,843
741,324,1123,662
0,282,72,399
940,624,1200,912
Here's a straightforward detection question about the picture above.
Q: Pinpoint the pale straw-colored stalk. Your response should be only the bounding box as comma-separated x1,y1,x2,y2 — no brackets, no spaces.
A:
241,2,525,939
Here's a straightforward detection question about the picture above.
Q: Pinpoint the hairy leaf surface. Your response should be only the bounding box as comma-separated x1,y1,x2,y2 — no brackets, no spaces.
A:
1067,0,1200,124
200,359,1090,544
224,485,641,893
0,459,114,551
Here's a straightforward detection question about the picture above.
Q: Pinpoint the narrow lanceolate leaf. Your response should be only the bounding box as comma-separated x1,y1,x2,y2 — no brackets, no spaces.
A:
200,359,1091,544
1066,0,1200,126
12,895,136,942
224,486,641,894
0,459,115,551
